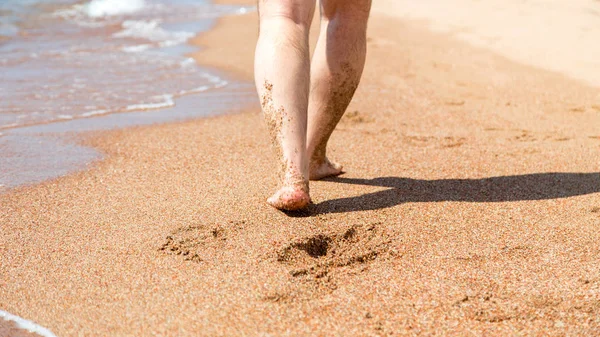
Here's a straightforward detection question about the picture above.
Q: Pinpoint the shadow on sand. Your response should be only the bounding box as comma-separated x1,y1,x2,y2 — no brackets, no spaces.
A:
287,172,600,216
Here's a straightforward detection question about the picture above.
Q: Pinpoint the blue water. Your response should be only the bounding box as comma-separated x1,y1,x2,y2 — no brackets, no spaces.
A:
0,0,253,129
0,0,257,189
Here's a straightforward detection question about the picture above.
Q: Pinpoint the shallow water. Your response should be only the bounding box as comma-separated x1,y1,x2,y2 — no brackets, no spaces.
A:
0,0,257,189
0,0,252,130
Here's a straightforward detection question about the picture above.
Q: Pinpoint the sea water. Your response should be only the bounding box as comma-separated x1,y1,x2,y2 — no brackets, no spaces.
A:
0,0,256,188
0,0,253,129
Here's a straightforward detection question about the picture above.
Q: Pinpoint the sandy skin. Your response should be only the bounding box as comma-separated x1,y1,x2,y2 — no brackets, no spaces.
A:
309,157,344,181
255,0,371,211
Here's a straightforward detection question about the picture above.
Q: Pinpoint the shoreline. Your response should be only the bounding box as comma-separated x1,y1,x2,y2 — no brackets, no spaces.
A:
1,2,600,336
1,3,259,334
0,310,56,337
0,2,258,191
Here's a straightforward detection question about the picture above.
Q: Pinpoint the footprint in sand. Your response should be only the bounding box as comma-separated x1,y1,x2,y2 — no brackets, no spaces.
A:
402,135,467,148
453,288,525,324
274,224,395,290
569,105,600,113
159,221,243,263
453,245,536,264
341,110,374,124
514,130,537,142
495,129,573,143
444,99,466,106
569,106,587,113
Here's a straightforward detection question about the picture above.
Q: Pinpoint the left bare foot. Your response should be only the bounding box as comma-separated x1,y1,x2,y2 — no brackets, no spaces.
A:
309,157,344,180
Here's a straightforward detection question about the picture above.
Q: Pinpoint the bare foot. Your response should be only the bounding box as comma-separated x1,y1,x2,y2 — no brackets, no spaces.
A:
309,157,344,180
267,183,311,211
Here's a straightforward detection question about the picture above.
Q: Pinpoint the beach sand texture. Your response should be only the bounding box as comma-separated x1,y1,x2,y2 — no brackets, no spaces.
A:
376,0,600,88
1,0,600,336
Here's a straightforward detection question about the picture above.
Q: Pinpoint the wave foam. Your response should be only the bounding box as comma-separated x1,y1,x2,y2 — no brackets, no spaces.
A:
126,94,175,111
0,310,58,337
113,20,194,47
84,0,146,18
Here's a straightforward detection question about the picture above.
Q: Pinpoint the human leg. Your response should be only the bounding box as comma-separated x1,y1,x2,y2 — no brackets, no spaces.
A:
255,0,316,210
306,0,372,180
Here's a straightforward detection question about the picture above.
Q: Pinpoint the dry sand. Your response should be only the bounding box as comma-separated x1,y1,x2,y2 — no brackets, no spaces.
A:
1,1,600,336
375,0,600,88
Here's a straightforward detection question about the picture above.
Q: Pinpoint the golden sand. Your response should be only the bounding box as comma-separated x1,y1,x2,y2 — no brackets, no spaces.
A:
1,1,599,335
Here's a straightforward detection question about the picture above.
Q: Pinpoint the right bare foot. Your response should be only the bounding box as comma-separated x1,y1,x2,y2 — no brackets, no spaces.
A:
309,157,344,180
267,183,311,211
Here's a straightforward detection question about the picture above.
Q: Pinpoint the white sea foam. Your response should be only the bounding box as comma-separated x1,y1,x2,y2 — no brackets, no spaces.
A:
126,94,175,111
179,85,210,95
201,73,226,85
84,0,146,18
179,58,196,67
113,20,194,47
81,109,109,117
0,310,58,337
6,0,240,132
122,44,152,53
0,123,18,130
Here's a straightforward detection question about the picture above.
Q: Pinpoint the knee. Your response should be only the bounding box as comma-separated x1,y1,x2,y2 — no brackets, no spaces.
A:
258,0,315,28
320,0,372,23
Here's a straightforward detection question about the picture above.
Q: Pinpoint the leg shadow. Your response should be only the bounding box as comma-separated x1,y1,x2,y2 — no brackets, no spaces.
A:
309,172,600,215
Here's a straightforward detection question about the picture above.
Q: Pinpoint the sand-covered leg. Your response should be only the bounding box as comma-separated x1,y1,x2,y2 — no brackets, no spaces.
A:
306,0,372,180
255,0,316,210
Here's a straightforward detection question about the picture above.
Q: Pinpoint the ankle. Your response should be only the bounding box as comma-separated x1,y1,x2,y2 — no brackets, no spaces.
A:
283,176,309,191
308,147,326,165
282,167,309,190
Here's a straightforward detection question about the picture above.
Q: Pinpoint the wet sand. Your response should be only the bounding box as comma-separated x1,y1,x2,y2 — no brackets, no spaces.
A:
0,320,43,337
1,1,600,336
